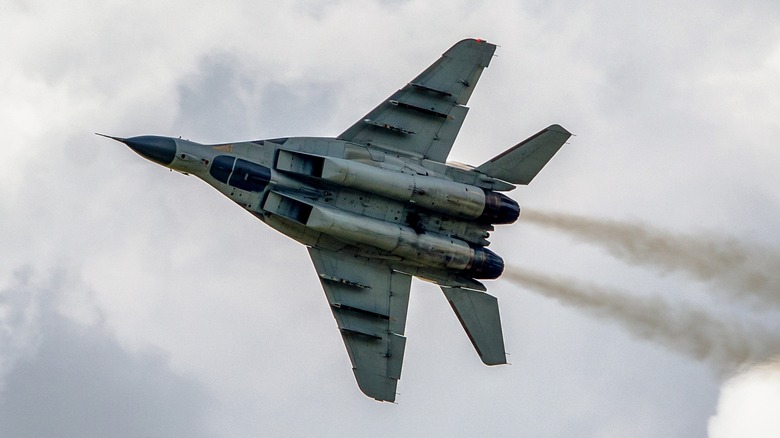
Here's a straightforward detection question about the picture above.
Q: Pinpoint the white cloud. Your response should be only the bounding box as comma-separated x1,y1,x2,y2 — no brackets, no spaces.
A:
708,358,780,438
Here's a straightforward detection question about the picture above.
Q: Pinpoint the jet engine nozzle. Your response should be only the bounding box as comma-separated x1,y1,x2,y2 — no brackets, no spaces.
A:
479,191,520,225
465,247,505,279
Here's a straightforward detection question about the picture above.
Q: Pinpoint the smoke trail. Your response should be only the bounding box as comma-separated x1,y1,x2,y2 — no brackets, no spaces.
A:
521,210,780,308
504,267,780,374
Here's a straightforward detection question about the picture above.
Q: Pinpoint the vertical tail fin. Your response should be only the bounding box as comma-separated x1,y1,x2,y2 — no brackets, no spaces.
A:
476,124,571,185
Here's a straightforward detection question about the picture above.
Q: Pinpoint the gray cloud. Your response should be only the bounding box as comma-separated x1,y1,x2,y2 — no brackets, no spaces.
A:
175,54,347,142
0,269,42,384
0,270,216,438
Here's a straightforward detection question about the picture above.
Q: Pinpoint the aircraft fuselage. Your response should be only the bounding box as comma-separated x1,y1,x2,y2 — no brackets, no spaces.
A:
113,134,515,288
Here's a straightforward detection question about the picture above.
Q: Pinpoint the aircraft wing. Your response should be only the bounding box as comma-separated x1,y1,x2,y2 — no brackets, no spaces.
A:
338,38,497,163
308,247,412,402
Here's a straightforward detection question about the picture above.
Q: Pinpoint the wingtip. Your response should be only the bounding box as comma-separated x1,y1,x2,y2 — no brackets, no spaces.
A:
547,124,571,135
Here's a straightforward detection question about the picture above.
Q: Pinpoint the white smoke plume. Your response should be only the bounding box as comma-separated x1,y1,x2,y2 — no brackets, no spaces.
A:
520,210,780,308
503,268,780,375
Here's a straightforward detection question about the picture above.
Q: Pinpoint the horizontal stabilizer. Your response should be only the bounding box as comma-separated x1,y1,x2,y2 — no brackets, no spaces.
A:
476,124,571,185
441,287,507,365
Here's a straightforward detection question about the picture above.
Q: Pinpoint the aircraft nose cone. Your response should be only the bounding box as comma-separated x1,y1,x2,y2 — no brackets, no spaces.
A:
124,136,177,166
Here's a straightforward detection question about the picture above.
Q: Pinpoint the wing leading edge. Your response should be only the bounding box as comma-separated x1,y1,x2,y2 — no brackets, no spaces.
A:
338,38,497,163
308,247,412,402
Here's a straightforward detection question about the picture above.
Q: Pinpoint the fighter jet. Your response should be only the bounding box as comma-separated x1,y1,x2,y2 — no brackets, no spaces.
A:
99,38,570,402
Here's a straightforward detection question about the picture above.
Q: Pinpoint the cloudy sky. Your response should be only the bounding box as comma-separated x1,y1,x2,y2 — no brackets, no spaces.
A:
2,0,779,436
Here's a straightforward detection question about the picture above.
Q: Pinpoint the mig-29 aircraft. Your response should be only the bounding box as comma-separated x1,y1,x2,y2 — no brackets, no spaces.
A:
99,38,570,402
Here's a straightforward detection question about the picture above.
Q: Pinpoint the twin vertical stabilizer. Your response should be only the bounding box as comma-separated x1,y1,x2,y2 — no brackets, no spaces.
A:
476,124,571,185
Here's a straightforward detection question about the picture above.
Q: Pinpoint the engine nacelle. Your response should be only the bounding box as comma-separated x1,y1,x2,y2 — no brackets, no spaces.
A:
263,191,505,279
275,150,520,225
304,202,473,271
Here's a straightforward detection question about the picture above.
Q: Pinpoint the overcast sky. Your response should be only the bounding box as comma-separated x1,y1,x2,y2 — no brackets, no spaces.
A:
2,1,779,437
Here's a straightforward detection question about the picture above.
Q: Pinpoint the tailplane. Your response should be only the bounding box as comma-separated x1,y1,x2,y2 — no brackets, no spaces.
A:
441,287,507,365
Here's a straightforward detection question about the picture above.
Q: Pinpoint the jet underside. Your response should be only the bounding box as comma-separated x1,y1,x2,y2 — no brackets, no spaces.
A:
172,135,512,287
102,38,571,402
